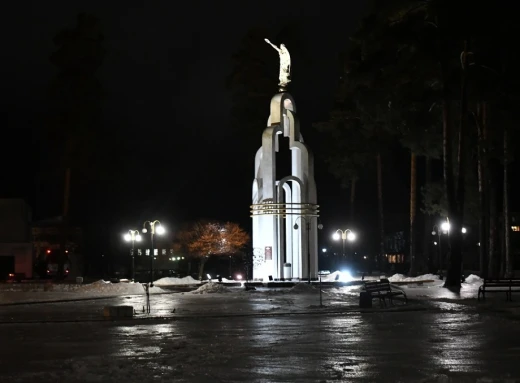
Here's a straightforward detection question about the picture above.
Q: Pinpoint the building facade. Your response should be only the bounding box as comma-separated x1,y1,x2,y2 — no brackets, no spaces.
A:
0,199,33,279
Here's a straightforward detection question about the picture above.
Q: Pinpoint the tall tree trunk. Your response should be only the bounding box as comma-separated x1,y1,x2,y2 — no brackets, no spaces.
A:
423,157,432,272
477,103,488,277
58,167,71,279
503,125,512,277
349,178,357,226
376,154,385,272
488,180,498,278
198,257,208,281
444,40,470,287
409,152,417,276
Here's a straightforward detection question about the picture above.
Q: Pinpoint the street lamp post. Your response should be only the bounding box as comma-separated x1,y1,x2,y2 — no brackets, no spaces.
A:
293,216,323,284
332,229,356,264
432,224,442,272
123,230,142,281
432,219,466,276
142,220,165,287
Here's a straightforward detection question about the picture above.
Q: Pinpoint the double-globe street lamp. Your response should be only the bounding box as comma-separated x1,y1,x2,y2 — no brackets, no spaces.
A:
142,220,165,287
123,229,142,281
293,216,323,284
332,229,356,263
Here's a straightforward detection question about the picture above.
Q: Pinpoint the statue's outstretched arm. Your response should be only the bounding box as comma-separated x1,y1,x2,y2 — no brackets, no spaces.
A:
264,38,280,52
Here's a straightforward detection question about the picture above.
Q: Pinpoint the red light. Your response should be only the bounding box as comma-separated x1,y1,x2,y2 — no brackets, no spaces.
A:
65,250,69,253
46,249,51,254
65,270,69,273
8,273,14,277
46,270,50,273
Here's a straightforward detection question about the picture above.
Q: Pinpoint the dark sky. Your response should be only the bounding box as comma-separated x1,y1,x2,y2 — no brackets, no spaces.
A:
2,0,421,256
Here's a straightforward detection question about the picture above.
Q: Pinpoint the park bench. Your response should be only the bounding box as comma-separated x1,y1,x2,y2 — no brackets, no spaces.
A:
477,278,520,302
362,279,408,307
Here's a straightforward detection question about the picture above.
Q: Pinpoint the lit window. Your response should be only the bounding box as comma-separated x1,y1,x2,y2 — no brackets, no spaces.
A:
512,226,520,232
162,249,166,255
154,249,158,256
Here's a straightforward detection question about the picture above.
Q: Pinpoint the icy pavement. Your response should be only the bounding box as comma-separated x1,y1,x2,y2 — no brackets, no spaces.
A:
2,276,520,382
0,284,368,323
1,305,520,382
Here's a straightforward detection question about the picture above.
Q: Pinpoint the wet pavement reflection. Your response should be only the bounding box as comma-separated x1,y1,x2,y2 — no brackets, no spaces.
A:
1,307,520,382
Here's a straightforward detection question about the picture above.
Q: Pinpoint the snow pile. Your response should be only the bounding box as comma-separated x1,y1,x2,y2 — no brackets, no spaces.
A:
154,276,200,286
47,280,166,295
209,277,233,282
320,270,354,282
288,283,316,293
464,274,483,285
192,282,231,294
325,284,364,297
388,273,441,282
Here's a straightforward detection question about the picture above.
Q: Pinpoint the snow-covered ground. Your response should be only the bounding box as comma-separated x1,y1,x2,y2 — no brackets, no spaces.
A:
154,276,201,286
0,272,507,306
0,280,166,304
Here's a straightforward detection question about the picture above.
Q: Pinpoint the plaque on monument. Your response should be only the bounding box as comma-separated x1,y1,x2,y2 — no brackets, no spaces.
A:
265,246,272,261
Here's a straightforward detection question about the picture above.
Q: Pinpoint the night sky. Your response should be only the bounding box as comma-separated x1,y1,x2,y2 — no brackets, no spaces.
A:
3,1,455,257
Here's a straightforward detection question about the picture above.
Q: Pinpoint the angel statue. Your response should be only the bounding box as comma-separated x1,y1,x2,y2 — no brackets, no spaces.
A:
265,38,291,90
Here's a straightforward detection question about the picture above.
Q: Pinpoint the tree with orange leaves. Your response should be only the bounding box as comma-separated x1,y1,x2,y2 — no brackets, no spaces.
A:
175,221,250,280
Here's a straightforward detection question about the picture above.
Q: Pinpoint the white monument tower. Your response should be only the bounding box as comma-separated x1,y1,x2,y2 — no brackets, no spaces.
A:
250,39,320,282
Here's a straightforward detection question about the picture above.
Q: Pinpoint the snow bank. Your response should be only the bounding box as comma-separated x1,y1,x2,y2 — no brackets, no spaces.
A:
464,274,483,285
320,271,354,282
388,273,441,282
192,283,231,294
154,276,200,286
45,280,166,295
288,283,316,293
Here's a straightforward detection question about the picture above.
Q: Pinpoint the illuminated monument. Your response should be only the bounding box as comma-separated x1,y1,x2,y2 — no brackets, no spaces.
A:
250,39,320,281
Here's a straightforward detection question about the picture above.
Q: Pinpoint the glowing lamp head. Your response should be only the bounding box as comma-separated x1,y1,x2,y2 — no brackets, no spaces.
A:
236,274,243,280
156,225,165,235
461,227,467,234
142,228,148,233
346,232,356,241
135,234,142,242
332,232,340,241
441,222,450,232
124,233,131,242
